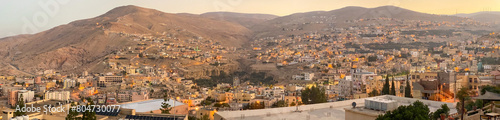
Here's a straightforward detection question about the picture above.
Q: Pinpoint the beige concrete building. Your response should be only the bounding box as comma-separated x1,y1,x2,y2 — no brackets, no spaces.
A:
97,76,123,87
44,91,70,101
234,92,255,103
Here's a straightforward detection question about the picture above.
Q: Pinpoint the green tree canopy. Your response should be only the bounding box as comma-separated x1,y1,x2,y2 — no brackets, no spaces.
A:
199,114,210,120
272,100,288,108
245,101,265,110
369,89,380,97
301,85,327,104
376,100,430,120
480,85,500,95
290,102,296,106
431,104,450,120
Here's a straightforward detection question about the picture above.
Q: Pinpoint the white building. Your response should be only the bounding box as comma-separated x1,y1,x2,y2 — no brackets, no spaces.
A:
338,76,353,97
304,73,315,81
18,90,35,103
77,78,87,84
410,51,419,57
262,87,285,97
351,72,377,94
63,79,76,89
44,91,70,101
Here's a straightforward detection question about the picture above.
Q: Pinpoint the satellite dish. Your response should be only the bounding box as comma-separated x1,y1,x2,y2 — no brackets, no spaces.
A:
352,102,357,108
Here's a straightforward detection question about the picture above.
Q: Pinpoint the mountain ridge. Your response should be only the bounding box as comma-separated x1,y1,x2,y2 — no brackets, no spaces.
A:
0,5,494,75
250,5,465,38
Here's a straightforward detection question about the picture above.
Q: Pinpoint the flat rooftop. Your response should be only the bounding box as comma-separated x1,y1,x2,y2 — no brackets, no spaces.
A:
120,99,184,112
215,95,457,120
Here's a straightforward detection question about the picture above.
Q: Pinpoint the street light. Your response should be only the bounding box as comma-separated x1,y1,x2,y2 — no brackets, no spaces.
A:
294,90,301,112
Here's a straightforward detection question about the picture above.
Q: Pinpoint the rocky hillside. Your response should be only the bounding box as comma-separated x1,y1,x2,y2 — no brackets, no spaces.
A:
0,5,251,75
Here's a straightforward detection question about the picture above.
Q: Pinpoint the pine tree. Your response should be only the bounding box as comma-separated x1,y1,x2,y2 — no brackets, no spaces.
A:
82,98,96,120
390,77,396,95
405,74,413,98
66,102,79,120
301,87,310,104
382,75,390,95
160,93,172,114
13,94,26,117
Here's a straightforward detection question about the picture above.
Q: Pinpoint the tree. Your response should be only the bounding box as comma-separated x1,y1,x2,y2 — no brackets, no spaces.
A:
368,90,380,97
323,80,330,85
390,77,396,95
13,94,26,117
199,114,210,120
200,97,215,106
247,101,265,109
187,116,197,120
290,102,296,106
75,82,81,88
382,75,390,95
480,85,500,95
82,98,96,120
121,71,127,76
272,100,288,108
213,103,222,107
301,85,327,104
431,104,450,120
405,74,413,98
368,55,378,62
457,87,473,120
160,93,172,114
376,101,430,120
214,103,230,108
222,103,230,108
66,102,79,120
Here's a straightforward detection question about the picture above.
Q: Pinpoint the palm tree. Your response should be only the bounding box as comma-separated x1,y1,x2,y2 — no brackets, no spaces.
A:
456,87,473,120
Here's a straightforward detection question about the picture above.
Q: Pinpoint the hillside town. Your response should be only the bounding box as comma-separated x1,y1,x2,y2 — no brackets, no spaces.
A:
1,2,500,120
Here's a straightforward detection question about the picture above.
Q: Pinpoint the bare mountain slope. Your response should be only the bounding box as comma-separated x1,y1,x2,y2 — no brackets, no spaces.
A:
0,5,251,75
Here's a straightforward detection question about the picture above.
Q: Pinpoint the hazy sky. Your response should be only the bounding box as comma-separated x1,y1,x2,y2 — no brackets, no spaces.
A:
1,0,499,38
